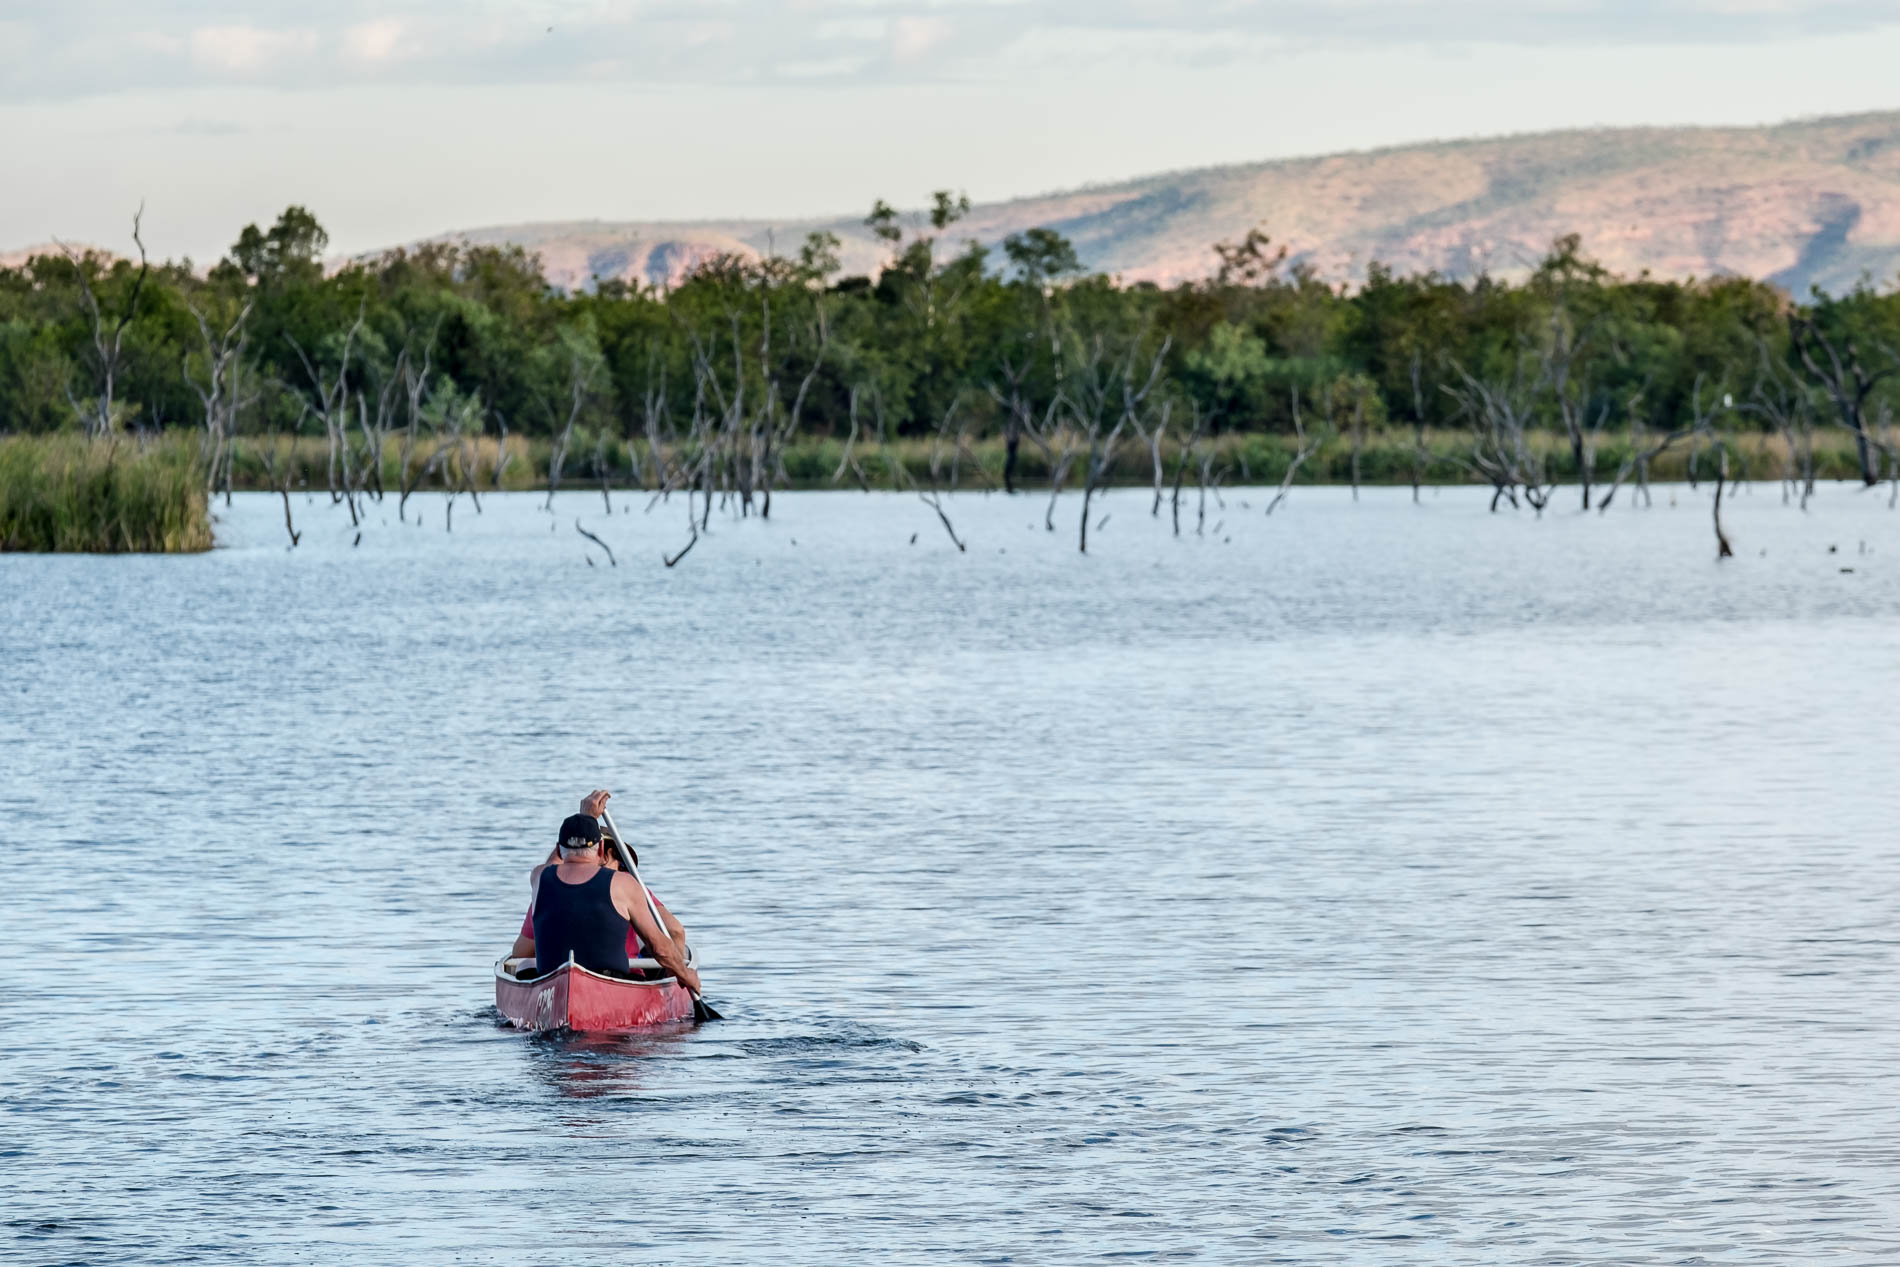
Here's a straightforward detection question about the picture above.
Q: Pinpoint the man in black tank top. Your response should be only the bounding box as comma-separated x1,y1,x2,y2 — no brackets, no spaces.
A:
527,794,703,995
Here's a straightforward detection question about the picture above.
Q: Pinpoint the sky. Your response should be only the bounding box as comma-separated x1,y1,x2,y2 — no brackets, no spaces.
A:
5,1,1900,262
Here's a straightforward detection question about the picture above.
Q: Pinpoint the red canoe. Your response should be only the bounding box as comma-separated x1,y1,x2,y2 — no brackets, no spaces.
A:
494,957,697,1031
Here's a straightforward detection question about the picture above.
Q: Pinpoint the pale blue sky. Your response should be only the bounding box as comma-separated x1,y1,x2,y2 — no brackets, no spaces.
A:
5,1,1899,259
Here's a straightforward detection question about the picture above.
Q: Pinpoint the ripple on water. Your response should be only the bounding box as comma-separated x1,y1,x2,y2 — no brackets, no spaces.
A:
5,487,1900,1263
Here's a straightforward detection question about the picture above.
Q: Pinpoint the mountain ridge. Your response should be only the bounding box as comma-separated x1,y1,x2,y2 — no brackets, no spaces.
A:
407,110,1900,295
24,111,1900,296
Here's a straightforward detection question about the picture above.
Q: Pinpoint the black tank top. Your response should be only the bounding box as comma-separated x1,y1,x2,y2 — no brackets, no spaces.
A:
532,866,632,977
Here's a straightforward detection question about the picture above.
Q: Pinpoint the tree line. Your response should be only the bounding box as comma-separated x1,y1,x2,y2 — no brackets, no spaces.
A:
5,198,1900,537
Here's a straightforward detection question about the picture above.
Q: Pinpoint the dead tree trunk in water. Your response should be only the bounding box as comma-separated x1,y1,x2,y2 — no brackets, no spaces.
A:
1169,402,1208,537
1541,306,1608,510
1443,350,1548,514
1064,331,1168,553
1712,444,1735,559
1265,386,1324,516
987,351,1049,497
185,296,254,504
544,338,599,510
1789,312,1894,487
1742,337,1814,511
260,439,301,548
1409,348,1428,504
594,431,614,514
1136,399,1170,516
286,305,366,523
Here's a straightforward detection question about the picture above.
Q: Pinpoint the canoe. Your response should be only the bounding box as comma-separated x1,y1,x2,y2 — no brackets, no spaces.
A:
494,956,697,1031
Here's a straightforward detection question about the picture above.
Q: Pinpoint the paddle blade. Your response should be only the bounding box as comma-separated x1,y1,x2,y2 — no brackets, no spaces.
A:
692,994,723,1022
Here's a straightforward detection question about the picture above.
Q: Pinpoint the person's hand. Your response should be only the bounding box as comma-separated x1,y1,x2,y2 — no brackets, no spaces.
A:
579,788,611,818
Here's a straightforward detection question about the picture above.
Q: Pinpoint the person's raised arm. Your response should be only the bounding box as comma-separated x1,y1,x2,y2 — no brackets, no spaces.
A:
614,873,701,993
653,893,686,945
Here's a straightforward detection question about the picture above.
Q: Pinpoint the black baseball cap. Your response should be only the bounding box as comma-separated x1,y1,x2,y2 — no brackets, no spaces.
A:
557,813,602,850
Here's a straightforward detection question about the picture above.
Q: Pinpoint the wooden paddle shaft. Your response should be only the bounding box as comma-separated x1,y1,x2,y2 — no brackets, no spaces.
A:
599,807,668,940
600,805,719,1020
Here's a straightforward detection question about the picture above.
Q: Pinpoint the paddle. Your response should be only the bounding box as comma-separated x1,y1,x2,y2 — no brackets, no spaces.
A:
600,806,722,1022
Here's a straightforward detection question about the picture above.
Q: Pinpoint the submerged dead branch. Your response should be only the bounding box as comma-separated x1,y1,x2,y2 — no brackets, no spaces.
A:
575,517,616,566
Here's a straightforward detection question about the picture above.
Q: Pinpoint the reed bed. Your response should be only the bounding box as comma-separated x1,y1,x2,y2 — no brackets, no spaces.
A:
0,434,212,553
0,424,1864,555
215,427,1871,496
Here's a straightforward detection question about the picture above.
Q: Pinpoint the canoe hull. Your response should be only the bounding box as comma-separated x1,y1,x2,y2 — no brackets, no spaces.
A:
494,961,696,1032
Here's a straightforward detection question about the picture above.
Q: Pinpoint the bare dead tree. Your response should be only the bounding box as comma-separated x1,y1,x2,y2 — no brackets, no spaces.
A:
1876,401,1900,510
1041,428,1080,532
259,436,302,548
455,421,483,516
1442,348,1550,513
1196,450,1226,536
892,393,969,551
639,349,670,493
1069,331,1170,553
1711,442,1735,559
592,430,615,513
184,294,254,503
1881,401,1900,510
662,516,699,568
1600,374,1723,513
59,207,151,439
1740,336,1816,509
356,354,403,505
492,408,515,491
753,288,830,519
1347,387,1365,502
1133,398,1172,516
543,332,602,510
1788,312,1895,486
396,347,428,520
1170,400,1209,536
1075,398,1128,552
916,485,966,551
1540,304,1612,510
676,302,749,517
832,385,873,492
1265,385,1326,516
1408,347,1429,504
576,518,616,565
986,344,1051,495
286,304,366,523
386,321,443,519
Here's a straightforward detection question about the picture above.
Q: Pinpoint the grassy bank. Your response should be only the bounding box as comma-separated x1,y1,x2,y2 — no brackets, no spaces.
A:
216,426,1872,495
0,434,212,553
0,424,1863,555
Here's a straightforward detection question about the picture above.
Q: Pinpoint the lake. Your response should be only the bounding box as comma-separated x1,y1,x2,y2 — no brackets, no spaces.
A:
5,481,1900,1264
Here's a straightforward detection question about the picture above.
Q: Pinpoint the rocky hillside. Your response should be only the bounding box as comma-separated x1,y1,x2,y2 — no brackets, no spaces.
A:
422,110,1900,295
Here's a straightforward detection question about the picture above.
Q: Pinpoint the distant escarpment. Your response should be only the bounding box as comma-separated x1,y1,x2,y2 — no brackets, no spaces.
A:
411,111,1900,295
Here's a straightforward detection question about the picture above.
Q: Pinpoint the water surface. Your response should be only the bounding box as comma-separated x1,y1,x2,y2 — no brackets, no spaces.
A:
5,483,1900,1264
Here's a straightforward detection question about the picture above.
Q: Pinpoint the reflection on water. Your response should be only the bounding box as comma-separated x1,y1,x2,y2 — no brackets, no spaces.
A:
526,1025,695,1100
6,486,1900,1264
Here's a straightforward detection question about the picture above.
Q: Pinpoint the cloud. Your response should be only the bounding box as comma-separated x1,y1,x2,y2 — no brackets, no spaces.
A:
890,16,954,63
187,24,317,75
3,1,1894,102
341,19,407,65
